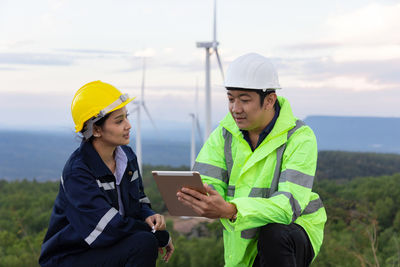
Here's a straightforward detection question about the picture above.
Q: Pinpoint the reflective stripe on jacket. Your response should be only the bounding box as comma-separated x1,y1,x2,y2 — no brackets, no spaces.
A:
39,141,156,266
194,96,327,267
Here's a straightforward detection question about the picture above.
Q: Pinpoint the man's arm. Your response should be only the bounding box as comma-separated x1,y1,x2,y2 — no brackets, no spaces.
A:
221,125,318,231
178,125,317,232
192,126,229,197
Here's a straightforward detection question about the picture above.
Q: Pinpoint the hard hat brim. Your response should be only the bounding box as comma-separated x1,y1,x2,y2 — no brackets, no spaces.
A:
75,96,136,133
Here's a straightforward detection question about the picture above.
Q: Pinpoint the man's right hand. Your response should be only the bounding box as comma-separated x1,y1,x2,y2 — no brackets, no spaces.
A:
177,183,237,219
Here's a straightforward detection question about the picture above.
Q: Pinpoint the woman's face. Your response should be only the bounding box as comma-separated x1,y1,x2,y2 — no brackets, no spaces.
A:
94,107,131,146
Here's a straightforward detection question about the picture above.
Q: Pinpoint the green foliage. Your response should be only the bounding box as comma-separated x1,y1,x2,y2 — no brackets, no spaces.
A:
2,153,400,266
0,180,58,267
312,174,400,266
316,151,400,180
157,221,224,267
142,164,226,267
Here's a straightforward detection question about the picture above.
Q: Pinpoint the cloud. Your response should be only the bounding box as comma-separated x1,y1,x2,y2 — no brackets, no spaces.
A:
58,49,127,55
269,2,400,94
282,42,342,51
159,59,204,72
0,40,35,51
0,53,74,66
0,48,132,68
134,48,157,57
281,86,400,118
320,3,400,62
117,58,205,73
275,56,400,91
0,67,21,71
325,3,400,46
0,92,72,130
279,3,400,63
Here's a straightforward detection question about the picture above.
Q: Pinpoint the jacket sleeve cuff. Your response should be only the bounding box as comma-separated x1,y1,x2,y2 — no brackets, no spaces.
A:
140,204,156,220
153,230,170,247
220,202,242,232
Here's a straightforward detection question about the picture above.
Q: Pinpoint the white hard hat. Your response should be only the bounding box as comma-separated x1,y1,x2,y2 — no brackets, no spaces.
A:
224,53,281,91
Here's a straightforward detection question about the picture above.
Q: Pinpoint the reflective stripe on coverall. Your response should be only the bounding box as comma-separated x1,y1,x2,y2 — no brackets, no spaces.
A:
193,96,327,267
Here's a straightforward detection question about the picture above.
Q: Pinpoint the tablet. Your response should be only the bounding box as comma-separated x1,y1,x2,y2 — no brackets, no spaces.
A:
152,171,206,217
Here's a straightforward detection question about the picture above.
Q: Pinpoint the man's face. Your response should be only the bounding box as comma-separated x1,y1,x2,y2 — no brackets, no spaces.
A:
227,90,266,131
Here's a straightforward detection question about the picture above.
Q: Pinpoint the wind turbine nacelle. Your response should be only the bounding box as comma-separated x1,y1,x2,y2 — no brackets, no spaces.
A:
196,41,216,48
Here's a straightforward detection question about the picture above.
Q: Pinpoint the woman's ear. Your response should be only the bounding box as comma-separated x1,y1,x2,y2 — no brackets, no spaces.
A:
93,125,102,138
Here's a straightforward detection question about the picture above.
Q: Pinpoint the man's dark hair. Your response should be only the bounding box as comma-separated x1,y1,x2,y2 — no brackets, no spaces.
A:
226,87,276,106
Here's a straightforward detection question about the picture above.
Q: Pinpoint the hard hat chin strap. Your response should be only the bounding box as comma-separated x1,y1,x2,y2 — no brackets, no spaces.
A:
82,94,129,139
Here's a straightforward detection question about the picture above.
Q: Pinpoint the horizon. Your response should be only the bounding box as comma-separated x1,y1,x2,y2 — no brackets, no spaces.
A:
1,0,400,132
1,115,399,181
0,113,399,133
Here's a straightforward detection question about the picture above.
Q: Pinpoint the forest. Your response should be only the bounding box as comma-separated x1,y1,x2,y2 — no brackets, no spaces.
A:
0,151,400,266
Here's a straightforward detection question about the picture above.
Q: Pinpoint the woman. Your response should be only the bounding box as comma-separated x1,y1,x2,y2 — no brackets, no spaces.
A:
39,81,174,267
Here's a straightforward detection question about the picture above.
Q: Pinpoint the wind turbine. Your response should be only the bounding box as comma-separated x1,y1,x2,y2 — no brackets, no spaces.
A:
196,0,224,142
189,79,203,168
132,57,157,173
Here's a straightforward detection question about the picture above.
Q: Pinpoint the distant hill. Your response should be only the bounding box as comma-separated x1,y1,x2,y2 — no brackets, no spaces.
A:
305,115,400,153
1,115,399,181
0,130,194,181
316,151,400,180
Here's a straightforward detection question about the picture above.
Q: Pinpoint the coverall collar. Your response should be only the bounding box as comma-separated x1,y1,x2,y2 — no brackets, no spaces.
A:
79,141,114,178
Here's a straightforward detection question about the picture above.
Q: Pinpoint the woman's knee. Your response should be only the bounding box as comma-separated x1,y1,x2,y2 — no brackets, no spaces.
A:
130,231,158,258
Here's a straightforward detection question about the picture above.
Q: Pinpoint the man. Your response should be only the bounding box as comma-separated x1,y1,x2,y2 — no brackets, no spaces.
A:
177,53,327,267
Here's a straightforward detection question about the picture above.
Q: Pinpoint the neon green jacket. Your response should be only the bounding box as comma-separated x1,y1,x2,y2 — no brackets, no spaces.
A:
193,96,327,267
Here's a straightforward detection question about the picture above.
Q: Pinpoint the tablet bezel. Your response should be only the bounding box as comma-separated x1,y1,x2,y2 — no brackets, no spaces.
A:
152,171,206,217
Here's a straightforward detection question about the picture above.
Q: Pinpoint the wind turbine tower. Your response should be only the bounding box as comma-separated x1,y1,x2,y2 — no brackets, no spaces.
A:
133,57,157,173
196,0,224,142
189,79,203,168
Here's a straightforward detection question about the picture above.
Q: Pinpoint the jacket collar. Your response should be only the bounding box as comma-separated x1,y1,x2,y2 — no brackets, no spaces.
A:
220,96,298,176
220,96,296,141
79,141,114,178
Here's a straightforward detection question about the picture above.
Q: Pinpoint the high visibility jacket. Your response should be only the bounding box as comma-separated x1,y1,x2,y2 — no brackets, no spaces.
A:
39,141,162,266
193,96,327,267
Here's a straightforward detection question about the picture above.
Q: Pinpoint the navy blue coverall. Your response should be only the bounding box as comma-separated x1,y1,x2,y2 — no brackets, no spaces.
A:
39,141,169,267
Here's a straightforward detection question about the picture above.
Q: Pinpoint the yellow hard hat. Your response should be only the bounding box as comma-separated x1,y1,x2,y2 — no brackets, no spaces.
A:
71,81,135,137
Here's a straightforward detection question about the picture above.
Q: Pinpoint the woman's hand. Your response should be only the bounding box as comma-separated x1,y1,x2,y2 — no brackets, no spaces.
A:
145,214,166,231
159,239,174,263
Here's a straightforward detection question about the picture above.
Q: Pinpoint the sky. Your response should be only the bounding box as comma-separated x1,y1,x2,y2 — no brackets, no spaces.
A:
1,0,399,134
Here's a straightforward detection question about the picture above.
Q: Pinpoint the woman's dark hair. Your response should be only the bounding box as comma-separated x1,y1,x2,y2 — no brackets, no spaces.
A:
226,87,276,106
79,113,111,142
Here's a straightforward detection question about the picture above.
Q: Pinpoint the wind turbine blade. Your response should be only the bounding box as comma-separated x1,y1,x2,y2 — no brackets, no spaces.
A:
194,78,203,143
141,57,146,100
189,113,196,168
129,104,139,114
215,48,224,81
195,78,199,118
195,117,203,143
142,103,157,130
213,0,217,43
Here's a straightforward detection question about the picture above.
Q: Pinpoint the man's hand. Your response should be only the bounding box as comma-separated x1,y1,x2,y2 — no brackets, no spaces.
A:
177,183,237,219
145,214,166,231
159,239,174,262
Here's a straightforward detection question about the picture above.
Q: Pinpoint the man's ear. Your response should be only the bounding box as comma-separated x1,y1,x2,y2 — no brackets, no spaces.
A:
264,93,277,110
